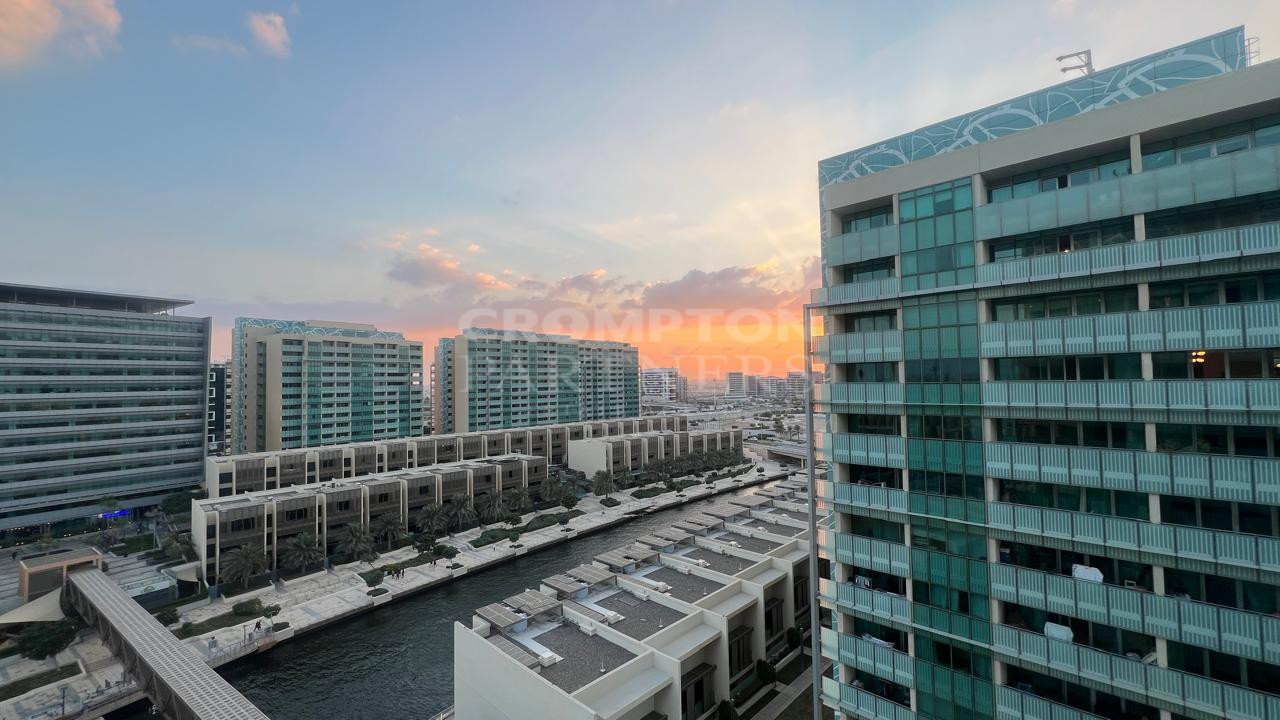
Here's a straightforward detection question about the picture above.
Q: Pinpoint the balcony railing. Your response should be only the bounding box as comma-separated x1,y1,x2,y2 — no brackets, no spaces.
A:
982,379,1280,414
992,623,1279,720
975,144,1280,242
976,221,1280,288
824,224,899,266
985,441,1280,507
811,329,903,364
816,382,904,406
819,432,906,469
832,482,909,515
994,684,1108,720
837,632,914,688
834,532,911,577
839,682,915,720
812,276,900,305
980,300,1280,358
991,562,1280,664
987,502,1280,575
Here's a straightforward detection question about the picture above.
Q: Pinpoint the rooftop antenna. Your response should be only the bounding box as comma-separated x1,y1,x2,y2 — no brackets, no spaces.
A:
1057,49,1094,76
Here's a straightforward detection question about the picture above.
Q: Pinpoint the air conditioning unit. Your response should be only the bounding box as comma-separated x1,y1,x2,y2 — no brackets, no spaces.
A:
653,582,671,592
541,653,563,666
605,611,625,625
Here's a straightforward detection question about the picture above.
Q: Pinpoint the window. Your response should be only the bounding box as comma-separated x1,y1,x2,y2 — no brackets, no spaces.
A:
840,204,892,234
992,354,1140,381
1157,424,1276,457
987,151,1131,203
846,311,896,333
997,420,1144,449
991,287,1137,321
989,219,1134,262
841,257,894,284
1142,116,1280,169
1150,272,1280,309
1145,190,1280,240
845,361,897,383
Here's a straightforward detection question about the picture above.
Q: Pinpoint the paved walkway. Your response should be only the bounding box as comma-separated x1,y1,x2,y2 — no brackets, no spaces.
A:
751,652,831,720
0,463,794,720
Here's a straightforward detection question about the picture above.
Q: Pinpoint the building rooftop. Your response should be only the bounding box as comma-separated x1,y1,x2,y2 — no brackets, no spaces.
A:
680,547,756,577
0,281,192,314
594,592,688,641
641,565,726,604
521,623,635,694
708,531,781,554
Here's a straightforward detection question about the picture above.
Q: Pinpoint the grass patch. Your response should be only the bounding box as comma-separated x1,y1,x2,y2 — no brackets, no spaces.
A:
174,611,253,639
599,496,621,508
469,510,585,547
471,528,521,548
630,486,667,499
367,588,388,597
0,665,79,702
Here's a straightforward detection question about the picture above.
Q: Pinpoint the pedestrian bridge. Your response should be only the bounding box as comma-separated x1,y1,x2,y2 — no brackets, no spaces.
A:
62,567,269,720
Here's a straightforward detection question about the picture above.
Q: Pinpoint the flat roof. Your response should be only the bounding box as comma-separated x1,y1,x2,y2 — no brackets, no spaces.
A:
543,574,587,596
644,566,726,604
477,603,524,629
532,624,636,694
0,281,192,314
710,531,782,554
682,547,756,577
595,592,688,641
505,590,559,616
567,564,615,585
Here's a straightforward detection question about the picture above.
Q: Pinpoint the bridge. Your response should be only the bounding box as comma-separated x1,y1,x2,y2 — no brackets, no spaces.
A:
744,439,812,466
61,567,269,720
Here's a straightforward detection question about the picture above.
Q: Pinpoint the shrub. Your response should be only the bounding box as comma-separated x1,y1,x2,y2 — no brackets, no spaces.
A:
755,658,777,684
599,497,621,508
431,544,458,559
154,608,180,626
716,700,739,720
367,588,389,597
271,622,291,632
263,604,281,619
361,569,385,588
231,599,264,617
15,619,79,660
786,626,803,650
557,516,569,526
561,496,578,509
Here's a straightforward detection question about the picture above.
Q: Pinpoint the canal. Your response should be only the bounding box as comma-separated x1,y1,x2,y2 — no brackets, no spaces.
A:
142,484,774,720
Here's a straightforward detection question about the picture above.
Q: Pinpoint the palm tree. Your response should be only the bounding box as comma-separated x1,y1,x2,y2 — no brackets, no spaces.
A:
447,493,478,532
336,523,376,566
414,503,448,538
591,470,616,498
220,545,270,589
279,532,325,574
503,487,530,517
476,493,508,525
371,513,406,550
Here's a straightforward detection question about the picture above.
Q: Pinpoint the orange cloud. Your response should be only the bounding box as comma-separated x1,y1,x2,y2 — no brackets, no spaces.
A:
0,0,120,67
247,11,289,57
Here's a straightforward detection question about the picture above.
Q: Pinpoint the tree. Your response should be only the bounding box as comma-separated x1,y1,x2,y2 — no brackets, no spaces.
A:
755,658,777,685
413,532,437,556
336,523,377,565
154,608,179,626
220,546,270,589
431,543,459,560
503,487,531,516
716,700,739,720
160,492,191,517
371,513,406,551
279,532,325,574
16,619,79,660
414,503,448,538
362,569,385,588
447,494,478,532
591,471,616,498
476,493,508,525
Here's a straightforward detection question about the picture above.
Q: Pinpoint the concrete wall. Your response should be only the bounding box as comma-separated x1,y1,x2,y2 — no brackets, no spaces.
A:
453,623,596,720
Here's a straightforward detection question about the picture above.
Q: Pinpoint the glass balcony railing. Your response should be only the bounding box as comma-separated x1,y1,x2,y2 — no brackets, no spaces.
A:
994,684,1108,720
839,682,915,720
816,382,905,406
837,632,914,688
985,441,1280,507
987,502,1280,575
824,433,906,469
980,300,1280,358
991,562,1280,664
993,623,1278,720
811,329,903,364
812,276,900,305
975,221,1280,288
822,577,912,625
982,379,1280,413
832,482,909,515
834,532,911,577
974,144,1280,242
824,224,900,267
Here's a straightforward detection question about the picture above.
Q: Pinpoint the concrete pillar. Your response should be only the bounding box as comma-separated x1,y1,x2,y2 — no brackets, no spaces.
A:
1137,283,1151,311
1129,133,1144,173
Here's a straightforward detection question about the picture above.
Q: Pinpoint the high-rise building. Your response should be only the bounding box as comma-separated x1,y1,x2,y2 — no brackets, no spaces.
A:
232,318,423,453
207,362,228,455
787,371,808,398
725,371,746,397
756,375,787,397
744,373,760,396
433,328,640,432
811,28,1280,720
0,282,211,536
641,367,687,401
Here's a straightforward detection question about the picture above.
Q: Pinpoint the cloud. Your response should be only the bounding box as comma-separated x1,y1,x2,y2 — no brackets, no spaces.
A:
386,242,462,285
0,0,120,67
466,243,481,253
172,34,248,56
247,11,289,57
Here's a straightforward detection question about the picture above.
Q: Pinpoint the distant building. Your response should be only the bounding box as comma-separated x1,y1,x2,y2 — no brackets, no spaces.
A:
433,328,639,433
565,428,742,476
0,282,210,536
641,367,686,401
756,376,787,397
744,374,760,396
725,371,746,397
786,371,807,398
207,363,228,455
232,318,423,453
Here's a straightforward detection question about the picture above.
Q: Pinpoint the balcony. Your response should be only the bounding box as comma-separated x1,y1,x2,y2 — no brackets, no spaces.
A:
832,482,909,515
991,562,1280,664
975,144,1280,242
994,684,1108,720
992,623,1280,720
839,681,915,720
823,577,912,626
980,300,1280,358
812,329,903,364
833,532,910,578
824,225,899,267
811,276,900,305
816,382,904,407
985,441,1280,506
982,379,1280,420
987,502,1280,575
820,432,906,469
975,221,1280,288
837,632,914,688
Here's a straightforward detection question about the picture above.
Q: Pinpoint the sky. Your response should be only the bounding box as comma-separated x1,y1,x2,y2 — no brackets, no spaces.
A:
3,0,1278,380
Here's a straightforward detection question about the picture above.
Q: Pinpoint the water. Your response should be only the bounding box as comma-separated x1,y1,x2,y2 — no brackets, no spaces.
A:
195,487,775,719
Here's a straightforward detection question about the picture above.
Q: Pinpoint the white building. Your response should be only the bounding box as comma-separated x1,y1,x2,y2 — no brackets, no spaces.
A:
641,367,687,402
725,372,746,398
564,429,742,477
453,482,814,720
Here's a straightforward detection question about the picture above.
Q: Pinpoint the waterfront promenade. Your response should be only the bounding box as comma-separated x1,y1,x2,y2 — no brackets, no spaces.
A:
0,462,794,720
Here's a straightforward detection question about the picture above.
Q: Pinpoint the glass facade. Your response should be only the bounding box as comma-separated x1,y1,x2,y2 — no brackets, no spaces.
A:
813,43,1280,720
0,287,210,536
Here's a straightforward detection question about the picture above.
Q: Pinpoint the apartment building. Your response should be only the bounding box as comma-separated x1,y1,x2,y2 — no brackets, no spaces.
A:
565,428,743,477
453,483,813,720
725,372,747,398
232,318,423,453
208,362,228,456
0,283,210,536
811,28,1280,720
641,367,687,402
434,328,640,432
193,454,548,585
205,415,689,499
